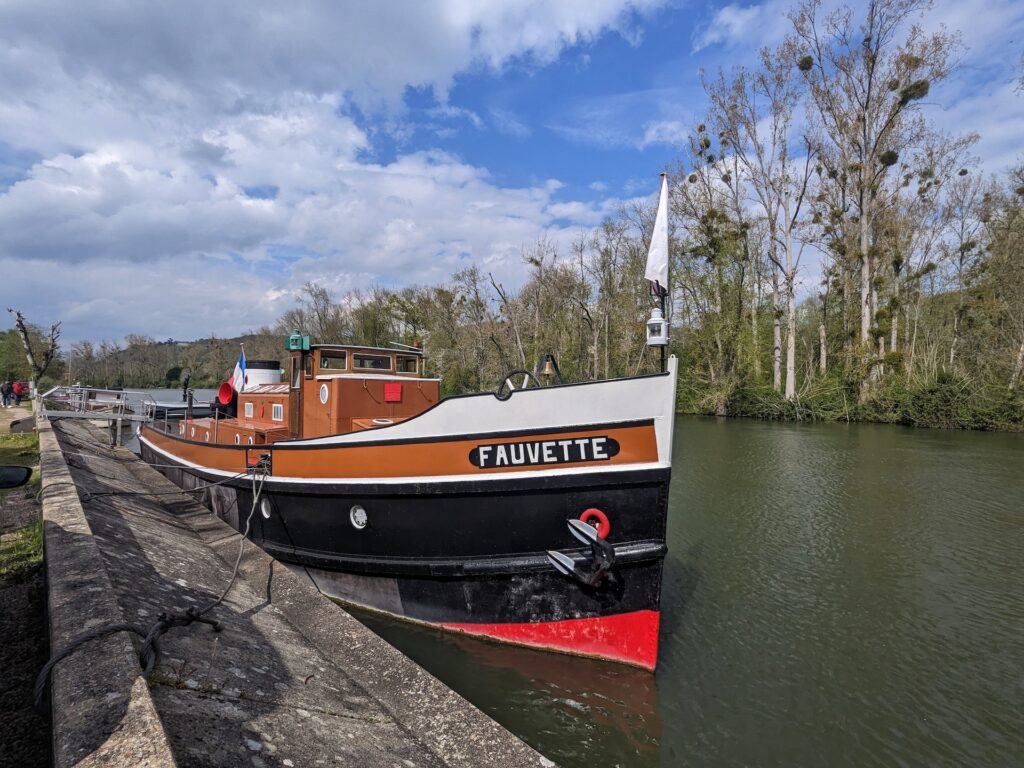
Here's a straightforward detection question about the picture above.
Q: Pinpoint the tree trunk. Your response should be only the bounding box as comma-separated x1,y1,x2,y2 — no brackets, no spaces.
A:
859,208,871,345
908,296,922,375
949,310,960,368
772,269,782,392
843,269,853,369
819,322,827,375
713,265,723,315
14,322,39,375
1010,339,1024,391
903,300,913,374
783,195,797,400
598,313,606,380
890,277,900,357
751,257,761,377
786,278,797,400
890,307,898,358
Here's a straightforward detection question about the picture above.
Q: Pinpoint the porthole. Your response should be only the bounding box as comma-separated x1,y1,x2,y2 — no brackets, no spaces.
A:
190,426,196,438
234,434,241,445
205,431,210,442
350,505,368,530
179,423,184,435
260,498,272,519
319,383,329,404
247,436,254,445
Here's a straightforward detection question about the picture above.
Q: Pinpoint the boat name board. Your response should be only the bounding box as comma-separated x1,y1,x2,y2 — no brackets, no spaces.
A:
469,436,620,469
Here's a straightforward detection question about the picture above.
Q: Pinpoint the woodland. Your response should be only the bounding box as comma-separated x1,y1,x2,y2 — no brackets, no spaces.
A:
4,0,1023,430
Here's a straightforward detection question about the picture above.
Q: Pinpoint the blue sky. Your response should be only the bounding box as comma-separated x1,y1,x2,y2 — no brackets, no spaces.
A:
0,0,1021,342
389,11,694,198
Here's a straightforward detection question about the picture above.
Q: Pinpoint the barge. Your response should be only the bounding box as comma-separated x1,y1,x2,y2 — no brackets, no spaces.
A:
139,339,676,669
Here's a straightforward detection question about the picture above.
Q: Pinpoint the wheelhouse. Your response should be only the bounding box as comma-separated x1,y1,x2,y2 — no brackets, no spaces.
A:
177,343,441,446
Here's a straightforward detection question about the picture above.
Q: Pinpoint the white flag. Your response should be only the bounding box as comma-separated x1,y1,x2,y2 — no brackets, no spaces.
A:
232,348,246,392
644,173,669,297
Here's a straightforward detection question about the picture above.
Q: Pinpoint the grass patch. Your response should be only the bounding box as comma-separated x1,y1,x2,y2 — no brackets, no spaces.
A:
0,431,39,496
0,424,42,585
0,431,38,464
0,516,43,585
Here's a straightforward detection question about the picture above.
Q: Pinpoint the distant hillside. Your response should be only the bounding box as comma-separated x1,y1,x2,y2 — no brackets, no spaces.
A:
64,331,286,388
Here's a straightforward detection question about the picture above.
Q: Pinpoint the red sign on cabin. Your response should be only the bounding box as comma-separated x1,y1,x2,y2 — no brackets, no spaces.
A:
384,382,403,402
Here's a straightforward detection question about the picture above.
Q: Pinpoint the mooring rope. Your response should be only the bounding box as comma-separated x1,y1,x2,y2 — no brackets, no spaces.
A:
79,469,251,500
58,448,216,471
33,467,267,713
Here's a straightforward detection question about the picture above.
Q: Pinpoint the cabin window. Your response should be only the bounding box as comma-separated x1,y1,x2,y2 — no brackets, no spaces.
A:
244,402,254,418
304,354,313,378
354,353,391,371
396,356,419,374
271,403,283,421
319,351,348,371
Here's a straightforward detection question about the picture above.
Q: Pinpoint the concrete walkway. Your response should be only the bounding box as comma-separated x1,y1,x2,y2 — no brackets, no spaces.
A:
41,417,551,767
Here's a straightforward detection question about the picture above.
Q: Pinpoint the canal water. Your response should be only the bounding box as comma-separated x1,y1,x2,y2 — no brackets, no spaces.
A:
355,417,1023,767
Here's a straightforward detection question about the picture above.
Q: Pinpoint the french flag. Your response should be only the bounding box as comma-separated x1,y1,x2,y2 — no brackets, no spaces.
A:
232,348,246,393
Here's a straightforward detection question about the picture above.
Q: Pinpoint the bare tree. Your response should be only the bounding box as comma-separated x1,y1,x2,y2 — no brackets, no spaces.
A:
7,308,61,394
706,43,815,400
942,167,986,368
791,0,960,391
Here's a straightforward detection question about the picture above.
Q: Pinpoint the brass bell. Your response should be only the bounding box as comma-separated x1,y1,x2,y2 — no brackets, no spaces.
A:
541,356,557,378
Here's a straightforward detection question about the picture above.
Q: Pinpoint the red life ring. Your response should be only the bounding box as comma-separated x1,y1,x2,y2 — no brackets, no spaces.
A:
579,508,610,539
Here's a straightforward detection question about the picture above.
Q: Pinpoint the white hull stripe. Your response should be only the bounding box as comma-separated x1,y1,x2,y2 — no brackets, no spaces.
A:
138,433,669,486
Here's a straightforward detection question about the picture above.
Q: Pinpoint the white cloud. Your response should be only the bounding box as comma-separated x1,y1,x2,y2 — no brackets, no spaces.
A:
549,86,700,150
641,120,690,147
428,105,485,130
447,0,663,71
691,1,791,53
489,108,532,138
693,4,763,52
0,0,671,341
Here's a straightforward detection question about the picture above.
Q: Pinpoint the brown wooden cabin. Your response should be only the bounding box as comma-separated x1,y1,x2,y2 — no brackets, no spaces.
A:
179,344,440,446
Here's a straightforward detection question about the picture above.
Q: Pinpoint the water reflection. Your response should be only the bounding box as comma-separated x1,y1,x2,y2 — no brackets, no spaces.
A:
354,609,662,766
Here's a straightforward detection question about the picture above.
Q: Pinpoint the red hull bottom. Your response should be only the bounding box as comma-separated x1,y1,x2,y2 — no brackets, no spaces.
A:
440,609,661,670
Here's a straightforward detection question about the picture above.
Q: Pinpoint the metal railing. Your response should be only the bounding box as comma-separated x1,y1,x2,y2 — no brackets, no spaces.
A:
39,386,159,445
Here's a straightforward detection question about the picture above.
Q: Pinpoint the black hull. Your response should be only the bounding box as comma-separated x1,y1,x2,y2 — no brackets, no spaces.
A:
140,442,670,667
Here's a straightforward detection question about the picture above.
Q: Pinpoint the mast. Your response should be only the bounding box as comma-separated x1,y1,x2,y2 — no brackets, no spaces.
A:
644,172,670,372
